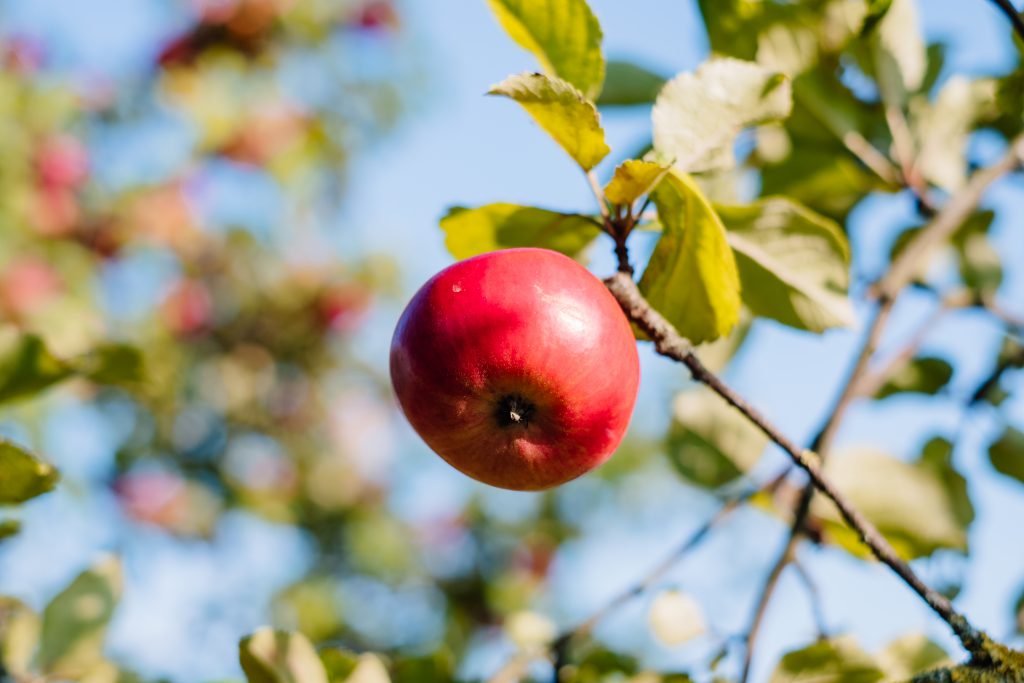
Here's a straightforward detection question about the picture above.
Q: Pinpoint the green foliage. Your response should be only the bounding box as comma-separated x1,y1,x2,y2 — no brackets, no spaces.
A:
604,160,669,207
718,197,854,332
770,637,885,682
639,170,742,344
596,60,666,106
0,438,58,505
869,0,926,106
37,557,122,677
240,628,329,683
489,72,610,170
486,0,605,99
667,390,767,488
876,357,954,399
0,331,73,405
989,426,1024,484
440,203,600,260
814,447,973,559
878,634,951,680
652,58,792,173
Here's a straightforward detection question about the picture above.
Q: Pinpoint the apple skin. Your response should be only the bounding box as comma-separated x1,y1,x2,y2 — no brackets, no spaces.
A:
390,248,640,491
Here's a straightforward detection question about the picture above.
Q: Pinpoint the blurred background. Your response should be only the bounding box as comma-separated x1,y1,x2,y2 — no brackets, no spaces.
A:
0,0,1022,681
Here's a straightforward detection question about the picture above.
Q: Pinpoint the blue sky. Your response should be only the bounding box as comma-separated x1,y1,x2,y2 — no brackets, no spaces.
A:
1,0,1023,681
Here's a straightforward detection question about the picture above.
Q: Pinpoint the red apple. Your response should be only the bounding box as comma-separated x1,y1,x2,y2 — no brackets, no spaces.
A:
390,248,639,491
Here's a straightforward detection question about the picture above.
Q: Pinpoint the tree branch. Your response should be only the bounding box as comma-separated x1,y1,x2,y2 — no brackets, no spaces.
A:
987,0,1024,43
603,272,988,659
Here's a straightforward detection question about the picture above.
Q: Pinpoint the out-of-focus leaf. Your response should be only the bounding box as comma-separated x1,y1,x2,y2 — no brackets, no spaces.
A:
989,426,1024,485
604,160,669,207
770,637,884,683
574,648,639,681
319,648,360,682
653,58,791,173
871,0,926,105
756,20,819,78
489,73,610,170
342,654,390,683
0,439,58,505
912,77,996,193
38,557,122,677
506,611,556,651
639,171,741,344
440,204,600,260
876,357,954,399
919,437,975,532
813,448,972,559
239,628,329,683
486,0,605,99
596,60,666,106
761,145,883,222
718,197,854,332
0,518,21,539
0,597,40,676
75,343,144,386
648,590,706,646
878,634,951,680
667,390,767,488
392,651,454,683
696,316,751,374
0,330,73,405
951,211,1002,297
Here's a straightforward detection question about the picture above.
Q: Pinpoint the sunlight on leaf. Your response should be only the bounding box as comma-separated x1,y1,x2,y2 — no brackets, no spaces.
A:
604,159,669,207
0,439,58,505
240,628,330,683
440,203,600,260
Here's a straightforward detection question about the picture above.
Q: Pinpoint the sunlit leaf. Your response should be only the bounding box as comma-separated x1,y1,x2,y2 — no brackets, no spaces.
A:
343,654,391,683
813,448,973,559
604,159,669,207
596,60,666,106
913,77,996,192
876,357,954,399
652,57,791,173
440,203,600,261
639,171,741,344
648,590,707,646
667,390,767,488
0,597,40,676
989,426,1024,485
718,197,854,332
38,557,122,677
489,72,610,170
240,628,329,683
506,611,556,650
871,0,926,105
486,0,604,99
877,634,950,680
0,439,58,505
770,637,884,683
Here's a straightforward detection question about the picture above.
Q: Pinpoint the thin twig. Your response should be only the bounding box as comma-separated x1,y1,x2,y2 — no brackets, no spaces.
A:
792,558,828,639
855,299,951,399
603,272,988,659
740,522,800,683
987,0,1024,42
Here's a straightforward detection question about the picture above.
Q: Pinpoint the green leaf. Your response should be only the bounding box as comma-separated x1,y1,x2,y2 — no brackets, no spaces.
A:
604,160,669,207
75,343,145,386
871,0,926,105
342,654,390,683
666,390,767,488
0,330,73,406
919,436,975,533
878,634,951,680
813,448,973,560
392,651,454,683
0,439,58,505
876,357,954,399
38,556,122,677
0,597,40,676
0,518,20,540
638,170,741,344
596,60,666,106
989,426,1024,485
951,211,1002,297
912,77,996,193
717,197,854,332
239,628,329,683
652,57,792,173
486,0,604,99
489,73,610,170
770,637,884,683
320,648,360,682
440,204,600,261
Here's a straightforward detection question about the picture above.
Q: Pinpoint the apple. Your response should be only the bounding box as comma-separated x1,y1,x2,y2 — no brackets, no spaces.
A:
390,248,639,491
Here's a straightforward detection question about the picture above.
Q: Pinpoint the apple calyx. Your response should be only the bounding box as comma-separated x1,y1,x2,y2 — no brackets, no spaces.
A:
494,393,536,428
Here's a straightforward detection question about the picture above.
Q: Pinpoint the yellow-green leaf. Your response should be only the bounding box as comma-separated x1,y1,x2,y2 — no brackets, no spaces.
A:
652,58,791,173
38,557,122,677
486,0,604,99
0,439,58,505
440,203,600,260
638,170,741,344
771,637,884,683
240,628,329,683
989,426,1024,485
871,0,925,105
717,197,854,332
604,160,669,207
489,73,610,170
0,330,73,406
